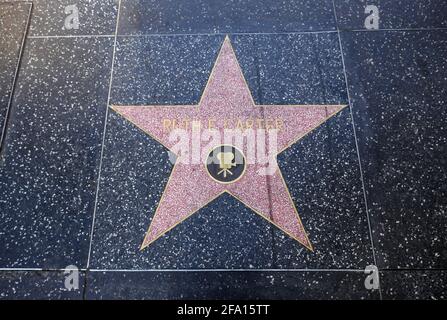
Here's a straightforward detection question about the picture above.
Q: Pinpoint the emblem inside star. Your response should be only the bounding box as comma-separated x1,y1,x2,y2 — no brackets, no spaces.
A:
111,36,347,251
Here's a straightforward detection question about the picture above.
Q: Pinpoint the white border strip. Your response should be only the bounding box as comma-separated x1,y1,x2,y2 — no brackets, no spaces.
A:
0,268,366,272
0,1,33,151
85,0,122,269
331,0,382,300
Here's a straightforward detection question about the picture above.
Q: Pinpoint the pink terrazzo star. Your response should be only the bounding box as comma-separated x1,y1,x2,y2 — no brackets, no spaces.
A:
112,36,347,251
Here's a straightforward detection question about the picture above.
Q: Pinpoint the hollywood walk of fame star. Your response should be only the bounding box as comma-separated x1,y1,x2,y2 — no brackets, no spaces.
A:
111,36,347,251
